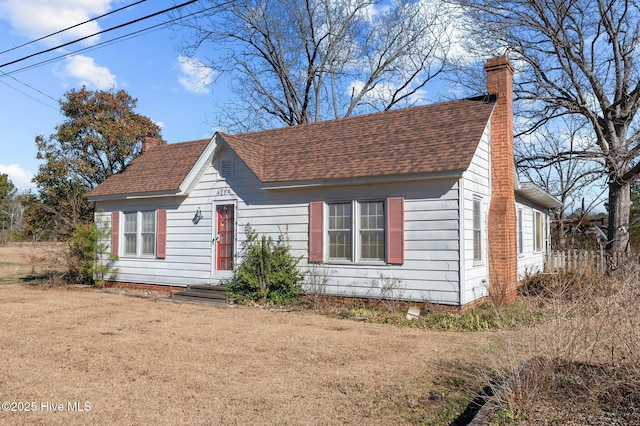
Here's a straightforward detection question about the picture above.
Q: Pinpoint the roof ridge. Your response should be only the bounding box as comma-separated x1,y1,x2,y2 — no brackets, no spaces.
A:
222,95,493,139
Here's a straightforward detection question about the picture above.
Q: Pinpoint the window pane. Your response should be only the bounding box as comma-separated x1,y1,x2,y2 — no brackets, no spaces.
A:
141,211,156,255
125,235,136,255
328,203,351,260
142,211,155,233
124,213,137,255
518,209,524,254
473,199,482,261
360,201,384,261
124,213,137,233
534,212,543,252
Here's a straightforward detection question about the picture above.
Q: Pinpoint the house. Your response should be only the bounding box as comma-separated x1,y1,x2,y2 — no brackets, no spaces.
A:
86,56,561,307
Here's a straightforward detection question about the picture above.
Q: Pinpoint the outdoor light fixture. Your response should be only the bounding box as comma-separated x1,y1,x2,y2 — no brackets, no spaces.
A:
192,207,203,225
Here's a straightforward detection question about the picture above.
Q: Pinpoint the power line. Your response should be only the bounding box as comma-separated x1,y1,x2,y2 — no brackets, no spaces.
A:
0,0,198,69
0,69,58,102
1,6,217,78
0,79,57,110
0,0,147,56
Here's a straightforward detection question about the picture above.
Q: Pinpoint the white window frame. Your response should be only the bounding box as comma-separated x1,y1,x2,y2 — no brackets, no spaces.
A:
122,210,156,257
517,208,524,255
533,210,544,252
472,197,483,263
327,200,386,264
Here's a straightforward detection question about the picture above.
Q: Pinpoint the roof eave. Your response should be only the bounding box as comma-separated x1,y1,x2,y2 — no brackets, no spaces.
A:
87,189,185,202
260,170,465,190
516,184,563,209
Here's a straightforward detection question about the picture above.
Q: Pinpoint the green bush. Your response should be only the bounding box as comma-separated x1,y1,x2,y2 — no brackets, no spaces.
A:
68,218,118,287
228,225,304,304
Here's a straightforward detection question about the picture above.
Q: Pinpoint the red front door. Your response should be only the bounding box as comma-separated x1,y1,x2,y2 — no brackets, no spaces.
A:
216,205,234,270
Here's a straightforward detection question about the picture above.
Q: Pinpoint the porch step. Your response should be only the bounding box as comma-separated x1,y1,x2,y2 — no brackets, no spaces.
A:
170,284,231,305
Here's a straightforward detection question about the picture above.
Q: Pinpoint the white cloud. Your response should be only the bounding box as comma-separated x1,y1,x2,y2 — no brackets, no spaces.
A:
154,120,164,129
0,0,111,47
0,164,34,190
59,55,117,89
177,55,214,94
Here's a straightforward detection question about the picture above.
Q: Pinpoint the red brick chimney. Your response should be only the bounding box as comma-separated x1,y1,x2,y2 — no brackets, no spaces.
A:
142,137,160,154
485,56,517,303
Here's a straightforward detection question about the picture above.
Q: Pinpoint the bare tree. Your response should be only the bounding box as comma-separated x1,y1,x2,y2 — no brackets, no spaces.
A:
517,117,605,218
456,0,640,251
175,0,454,130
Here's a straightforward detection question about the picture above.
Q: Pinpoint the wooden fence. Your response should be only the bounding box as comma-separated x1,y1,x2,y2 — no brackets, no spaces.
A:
545,249,634,275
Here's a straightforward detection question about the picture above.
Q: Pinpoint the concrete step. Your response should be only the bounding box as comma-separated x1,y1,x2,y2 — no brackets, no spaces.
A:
170,294,229,305
170,284,230,304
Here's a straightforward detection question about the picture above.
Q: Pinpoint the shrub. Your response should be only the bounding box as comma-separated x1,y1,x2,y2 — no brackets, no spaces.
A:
68,218,118,287
228,225,304,304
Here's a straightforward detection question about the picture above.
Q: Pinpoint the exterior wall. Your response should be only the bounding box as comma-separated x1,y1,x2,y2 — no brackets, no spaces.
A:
97,143,464,304
220,148,463,304
95,139,555,305
460,125,492,305
515,195,551,278
95,195,213,286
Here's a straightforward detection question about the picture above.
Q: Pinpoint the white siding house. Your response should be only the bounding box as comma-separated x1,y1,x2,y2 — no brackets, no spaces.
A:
87,56,561,308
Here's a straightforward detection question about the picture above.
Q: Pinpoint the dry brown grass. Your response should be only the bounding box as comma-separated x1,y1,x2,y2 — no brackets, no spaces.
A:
482,266,640,425
0,283,500,425
0,242,66,283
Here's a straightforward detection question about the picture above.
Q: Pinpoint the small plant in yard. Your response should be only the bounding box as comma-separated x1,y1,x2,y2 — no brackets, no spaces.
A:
371,273,406,312
480,265,640,425
227,224,304,304
68,218,118,287
304,260,330,307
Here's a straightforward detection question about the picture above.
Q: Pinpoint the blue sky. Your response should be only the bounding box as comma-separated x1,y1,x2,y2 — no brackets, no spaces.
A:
0,0,226,191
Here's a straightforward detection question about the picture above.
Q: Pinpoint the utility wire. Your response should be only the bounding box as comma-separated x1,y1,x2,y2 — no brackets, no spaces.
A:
1,6,217,77
0,69,58,102
0,0,147,56
0,79,57,110
0,0,198,69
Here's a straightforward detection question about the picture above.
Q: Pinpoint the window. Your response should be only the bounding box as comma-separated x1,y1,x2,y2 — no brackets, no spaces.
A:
309,198,403,265
517,208,524,254
534,211,544,252
123,211,157,256
327,200,385,262
141,211,156,255
124,212,137,256
328,203,352,260
473,197,482,261
360,201,385,261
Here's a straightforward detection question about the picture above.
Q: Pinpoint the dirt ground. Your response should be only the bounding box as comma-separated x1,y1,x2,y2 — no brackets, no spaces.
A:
0,244,500,425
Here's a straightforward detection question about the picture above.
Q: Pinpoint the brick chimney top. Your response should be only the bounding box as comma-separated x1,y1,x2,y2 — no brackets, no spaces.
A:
142,137,160,154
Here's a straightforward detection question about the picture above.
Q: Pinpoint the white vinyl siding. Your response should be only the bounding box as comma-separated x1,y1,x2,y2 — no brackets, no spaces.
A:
516,196,550,278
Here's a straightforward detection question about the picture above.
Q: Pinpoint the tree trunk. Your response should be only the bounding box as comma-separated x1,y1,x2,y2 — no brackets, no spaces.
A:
607,179,631,252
